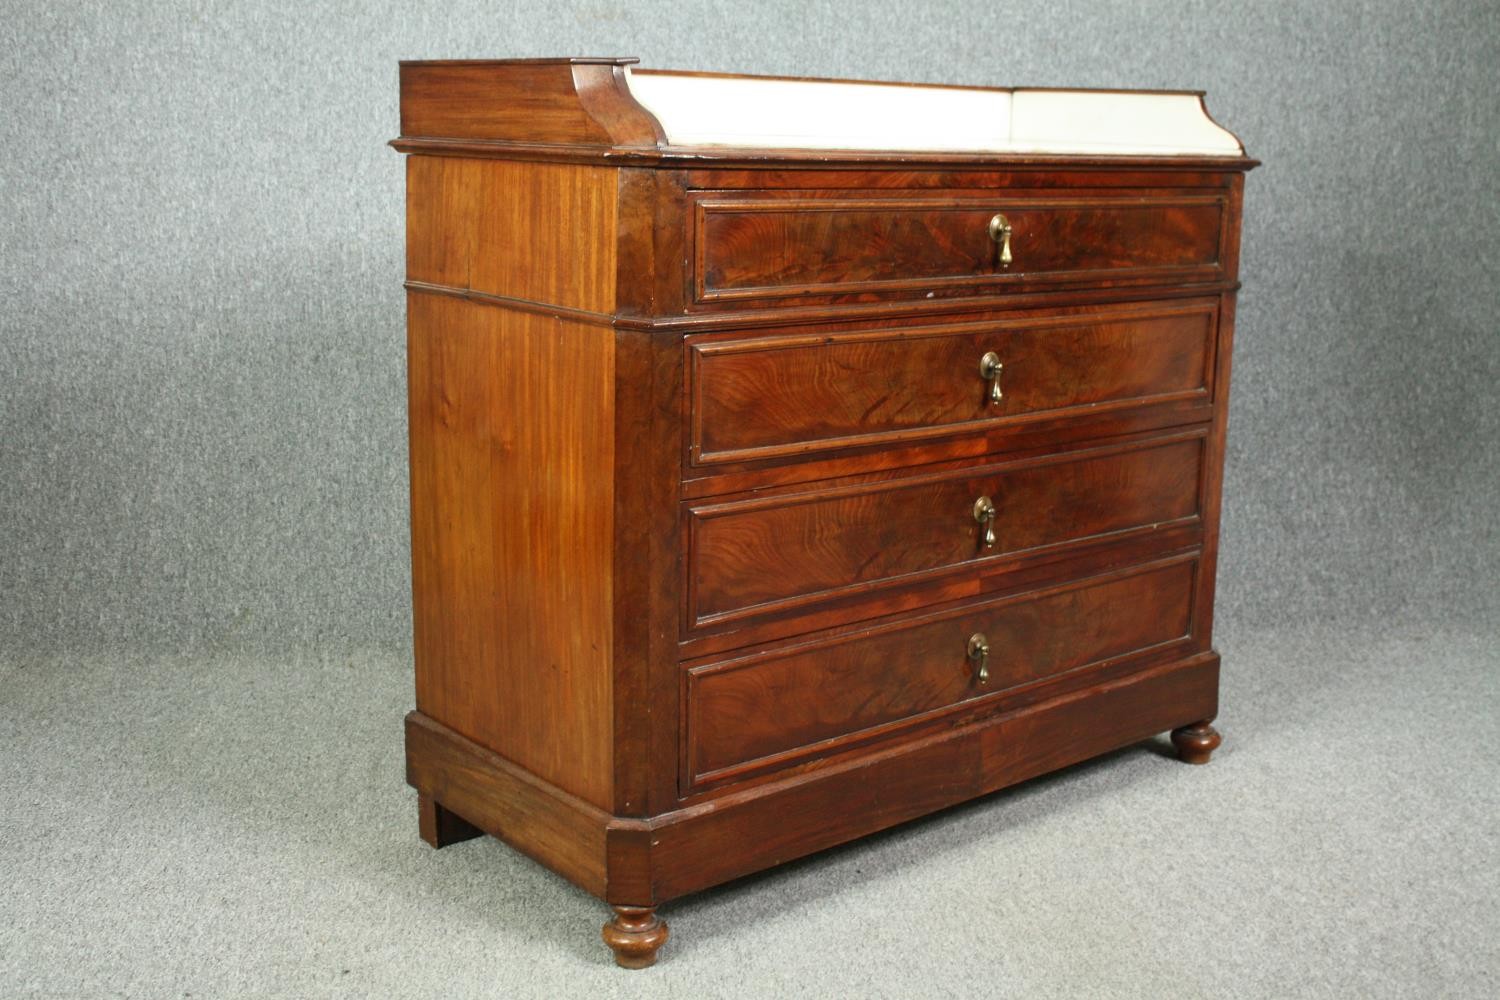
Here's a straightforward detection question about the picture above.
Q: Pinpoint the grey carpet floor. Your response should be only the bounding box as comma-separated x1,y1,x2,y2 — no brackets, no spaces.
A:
2,621,1496,999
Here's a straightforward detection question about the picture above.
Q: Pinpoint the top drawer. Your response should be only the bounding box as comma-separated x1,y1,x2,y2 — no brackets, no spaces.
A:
692,191,1228,305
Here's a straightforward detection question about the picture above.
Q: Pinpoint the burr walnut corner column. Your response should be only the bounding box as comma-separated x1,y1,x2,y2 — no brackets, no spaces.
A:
393,58,1254,968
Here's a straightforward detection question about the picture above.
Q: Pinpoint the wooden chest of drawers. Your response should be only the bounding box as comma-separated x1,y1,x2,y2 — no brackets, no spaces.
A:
394,58,1254,968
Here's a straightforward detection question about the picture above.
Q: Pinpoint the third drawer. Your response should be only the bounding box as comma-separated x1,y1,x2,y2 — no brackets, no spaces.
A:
686,428,1206,632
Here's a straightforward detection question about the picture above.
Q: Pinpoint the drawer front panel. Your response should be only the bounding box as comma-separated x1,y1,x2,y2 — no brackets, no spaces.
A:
689,433,1203,629
689,301,1216,465
686,558,1197,785
693,194,1225,303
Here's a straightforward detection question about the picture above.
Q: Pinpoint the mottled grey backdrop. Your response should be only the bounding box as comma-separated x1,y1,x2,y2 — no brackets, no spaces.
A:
2,1,1496,659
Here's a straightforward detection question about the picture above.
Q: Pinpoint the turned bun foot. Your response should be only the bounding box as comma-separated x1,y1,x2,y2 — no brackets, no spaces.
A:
602,905,668,968
1170,720,1222,765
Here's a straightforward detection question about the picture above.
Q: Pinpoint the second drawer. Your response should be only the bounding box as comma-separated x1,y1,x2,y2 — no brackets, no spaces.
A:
688,299,1219,466
687,430,1204,630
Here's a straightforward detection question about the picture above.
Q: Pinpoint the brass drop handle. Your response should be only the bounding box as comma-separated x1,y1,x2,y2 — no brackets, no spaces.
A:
973,495,997,551
979,351,1003,405
967,632,991,684
987,212,1013,267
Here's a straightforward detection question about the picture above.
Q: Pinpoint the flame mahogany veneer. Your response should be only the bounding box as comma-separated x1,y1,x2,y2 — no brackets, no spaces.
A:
394,58,1254,968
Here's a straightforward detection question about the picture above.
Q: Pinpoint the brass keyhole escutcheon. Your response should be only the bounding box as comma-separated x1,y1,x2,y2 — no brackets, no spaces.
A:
987,212,1013,267
967,632,991,684
979,351,1003,405
973,495,997,551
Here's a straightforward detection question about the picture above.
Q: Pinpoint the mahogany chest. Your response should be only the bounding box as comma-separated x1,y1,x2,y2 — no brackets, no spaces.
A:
394,58,1253,967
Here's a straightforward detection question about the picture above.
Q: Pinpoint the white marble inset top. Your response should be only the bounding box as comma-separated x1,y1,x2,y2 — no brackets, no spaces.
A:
624,69,1244,157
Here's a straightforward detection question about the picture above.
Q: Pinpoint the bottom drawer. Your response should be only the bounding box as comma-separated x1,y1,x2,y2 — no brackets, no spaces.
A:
685,556,1197,790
